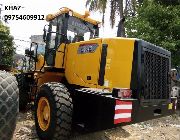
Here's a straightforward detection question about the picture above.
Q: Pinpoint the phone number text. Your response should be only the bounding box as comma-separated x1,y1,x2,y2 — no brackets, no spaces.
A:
4,15,45,20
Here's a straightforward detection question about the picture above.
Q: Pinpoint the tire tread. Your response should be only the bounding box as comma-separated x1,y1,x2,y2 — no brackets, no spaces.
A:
0,71,19,140
36,82,73,140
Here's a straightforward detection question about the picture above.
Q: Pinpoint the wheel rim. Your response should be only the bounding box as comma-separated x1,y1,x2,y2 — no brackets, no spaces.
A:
37,97,51,131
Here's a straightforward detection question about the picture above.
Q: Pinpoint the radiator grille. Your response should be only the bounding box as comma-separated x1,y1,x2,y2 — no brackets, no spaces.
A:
143,51,170,100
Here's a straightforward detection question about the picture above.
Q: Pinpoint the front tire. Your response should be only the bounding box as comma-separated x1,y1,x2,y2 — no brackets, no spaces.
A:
0,71,19,140
35,82,73,140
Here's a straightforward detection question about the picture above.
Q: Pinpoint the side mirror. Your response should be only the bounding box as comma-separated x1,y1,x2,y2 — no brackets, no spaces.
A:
25,49,34,56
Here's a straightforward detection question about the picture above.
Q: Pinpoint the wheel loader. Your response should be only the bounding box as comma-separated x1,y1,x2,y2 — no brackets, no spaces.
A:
19,7,177,140
0,40,19,139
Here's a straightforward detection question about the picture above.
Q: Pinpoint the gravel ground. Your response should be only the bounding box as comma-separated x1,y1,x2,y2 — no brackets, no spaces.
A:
12,110,180,140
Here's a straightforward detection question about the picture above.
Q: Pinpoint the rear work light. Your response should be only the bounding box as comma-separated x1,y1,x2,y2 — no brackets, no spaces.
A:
112,88,132,98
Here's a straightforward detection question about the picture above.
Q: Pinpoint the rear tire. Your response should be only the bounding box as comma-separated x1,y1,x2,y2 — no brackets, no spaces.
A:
35,82,73,140
0,71,19,140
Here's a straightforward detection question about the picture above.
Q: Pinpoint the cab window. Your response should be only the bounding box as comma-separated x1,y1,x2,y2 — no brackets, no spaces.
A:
67,16,98,43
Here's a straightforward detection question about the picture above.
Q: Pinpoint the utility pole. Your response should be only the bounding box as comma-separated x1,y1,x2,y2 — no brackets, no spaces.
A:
0,4,2,21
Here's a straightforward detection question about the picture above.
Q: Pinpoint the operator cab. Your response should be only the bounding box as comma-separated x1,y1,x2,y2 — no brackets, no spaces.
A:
43,7,100,66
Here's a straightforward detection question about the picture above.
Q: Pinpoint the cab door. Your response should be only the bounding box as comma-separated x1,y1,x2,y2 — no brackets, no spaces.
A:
45,15,65,66
65,39,103,87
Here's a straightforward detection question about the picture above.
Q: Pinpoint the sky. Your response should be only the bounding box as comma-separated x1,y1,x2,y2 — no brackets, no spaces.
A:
0,0,118,54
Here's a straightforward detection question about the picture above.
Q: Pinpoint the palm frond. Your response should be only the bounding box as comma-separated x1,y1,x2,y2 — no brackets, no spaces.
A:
110,0,116,28
86,0,107,25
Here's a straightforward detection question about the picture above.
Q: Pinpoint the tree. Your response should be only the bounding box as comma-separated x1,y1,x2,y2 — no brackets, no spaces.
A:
0,21,14,67
86,0,137,37
126,0,180,66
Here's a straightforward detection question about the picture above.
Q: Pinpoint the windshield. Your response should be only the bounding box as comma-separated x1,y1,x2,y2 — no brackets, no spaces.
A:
67,16,98,42
46,14,99,49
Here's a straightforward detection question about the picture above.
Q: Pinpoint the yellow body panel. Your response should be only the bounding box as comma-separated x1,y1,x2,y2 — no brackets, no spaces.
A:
36,72,64,87
65,39,102,88
101,38,135,89
46,7,100,25
35,37,135,91
36,54,45,71
64,37,135,90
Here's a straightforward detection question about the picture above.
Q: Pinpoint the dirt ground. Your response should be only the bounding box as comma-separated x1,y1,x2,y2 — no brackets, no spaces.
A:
12,110,180,140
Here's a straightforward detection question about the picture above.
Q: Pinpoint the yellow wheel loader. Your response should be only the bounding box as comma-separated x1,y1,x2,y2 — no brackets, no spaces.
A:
20,7,177,140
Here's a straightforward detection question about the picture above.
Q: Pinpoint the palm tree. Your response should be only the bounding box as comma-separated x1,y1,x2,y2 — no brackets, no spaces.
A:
86,0,137,37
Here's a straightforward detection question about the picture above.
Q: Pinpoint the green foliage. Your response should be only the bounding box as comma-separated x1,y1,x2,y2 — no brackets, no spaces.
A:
0,21,15,67
125,0,180,66
156,0,180,6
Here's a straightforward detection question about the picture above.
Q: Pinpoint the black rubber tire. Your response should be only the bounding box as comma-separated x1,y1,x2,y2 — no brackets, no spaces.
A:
16,73,29,111
0,71,19,140
35,82,73,140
